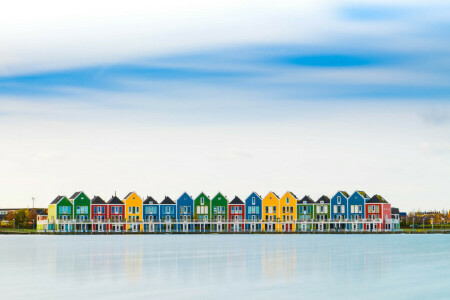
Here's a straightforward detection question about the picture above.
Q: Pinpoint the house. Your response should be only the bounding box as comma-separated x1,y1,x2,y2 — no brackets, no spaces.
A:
330,191,349,230
279,192,298,232
365,194,391,231
194,192,211,221
160,196,176,221
262,192,280,232
48,195,72,231
211,192,228,222
91,196,107,231
391,207,400,230
315,195,330,231
36,211,48,231
123,192,143,231
348,191,370,230
107,195,125,231
228,196,245,231
176,192,194,222
297,195,314,231
143,196,159,222
245,192,262,231
70,192,91,231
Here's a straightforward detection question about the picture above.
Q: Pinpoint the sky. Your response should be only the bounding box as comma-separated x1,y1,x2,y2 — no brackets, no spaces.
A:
0,0,449,211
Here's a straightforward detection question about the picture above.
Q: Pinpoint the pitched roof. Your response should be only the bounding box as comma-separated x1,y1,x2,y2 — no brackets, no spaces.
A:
107,196,124,205
356,191,370,199
367,194,388,204
69,191,82,200
143,196,158,205
124,192,134,199
161,196,175,205
50,195,64,205
298,195,314,204
316,195,330,203
287,191,299,200
230,196,244,205
91,196,106,205
391,207,400,214
339,191,349,197
251,192,262,199
38,211,48,216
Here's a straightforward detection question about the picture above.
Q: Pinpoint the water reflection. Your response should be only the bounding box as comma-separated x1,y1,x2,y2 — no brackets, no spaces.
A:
1,235,449,299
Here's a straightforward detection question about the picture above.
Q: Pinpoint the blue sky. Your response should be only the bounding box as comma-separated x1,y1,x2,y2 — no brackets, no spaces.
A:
0,0,449,210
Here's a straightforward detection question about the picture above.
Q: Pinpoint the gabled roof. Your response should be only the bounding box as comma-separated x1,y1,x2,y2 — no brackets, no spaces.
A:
50,195,64,205
124,192,134,199
286,191,299,200
161,196,175,205
212,192,227,201
367,194,388,204
38,211,48,216
338,191,349,198
69,191,82,200
251,191,262,199
264,191,280,199
316,195,330,203
195,192,210,200
230,196,244,205
91,196,106,205
143,196,158,205
107,196,124,205
391,207,400,214
356,191,370,199
298,195,314,204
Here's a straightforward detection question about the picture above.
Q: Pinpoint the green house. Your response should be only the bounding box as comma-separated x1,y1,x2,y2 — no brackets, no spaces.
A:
297,195,315,221
70,191,91,221
49,195,73,221
194,192,211,221
211,192,228,221
315,195,330,221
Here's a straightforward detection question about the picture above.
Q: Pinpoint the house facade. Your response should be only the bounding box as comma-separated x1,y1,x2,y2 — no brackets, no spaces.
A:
245,192,262,222
211,192,228,222
70,191,91,222
365,195,391,231
279,192,297,231
143,196,159,222
107,195,125,231
48,195,73,231
177,192,194,221
123,192,143,231
262,192,280,231
348,191,370,230
330,191,349,229
160,196,176,221
91,196,107,231
194,192,211,221
297,195,315,231
228,196,245,231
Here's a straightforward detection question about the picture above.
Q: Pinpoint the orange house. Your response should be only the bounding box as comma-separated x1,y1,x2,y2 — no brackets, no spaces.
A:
124,192,143,231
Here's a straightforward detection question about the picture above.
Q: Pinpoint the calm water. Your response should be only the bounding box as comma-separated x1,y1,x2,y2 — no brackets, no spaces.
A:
1,234,449,299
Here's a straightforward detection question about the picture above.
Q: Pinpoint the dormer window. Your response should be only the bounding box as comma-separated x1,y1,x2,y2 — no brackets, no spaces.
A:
286,197,289,204
337,196,341,204
252,197,255,205
303,201,306,204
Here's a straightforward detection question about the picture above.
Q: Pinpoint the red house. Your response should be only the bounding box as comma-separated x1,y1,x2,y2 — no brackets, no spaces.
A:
228,196,245,231
365,194,391,231
91,196,107,231
107,195,125,231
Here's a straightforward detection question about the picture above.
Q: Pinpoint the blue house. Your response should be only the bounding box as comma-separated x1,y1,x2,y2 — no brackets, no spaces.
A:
176,192,194,221
143,196,159,222
348,191,370,224
330,191,349,229
245,192,262,231
159,196,176,221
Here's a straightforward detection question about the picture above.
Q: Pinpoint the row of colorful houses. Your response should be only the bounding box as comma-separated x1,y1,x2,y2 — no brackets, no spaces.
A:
43,190,400,232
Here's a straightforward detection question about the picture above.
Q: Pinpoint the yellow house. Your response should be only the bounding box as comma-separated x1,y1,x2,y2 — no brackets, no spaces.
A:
279,192,298,232
124,192,143,231
262,192,280,232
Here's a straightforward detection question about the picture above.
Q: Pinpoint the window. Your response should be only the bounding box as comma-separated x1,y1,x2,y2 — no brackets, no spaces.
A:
197,206,201,214
256,207,259,214
337,196,341,204
351,205,354,214
102,206,105,214
334,206,337,214
266,206,269,214
252,197,255,205
119,207,122,214
273,206,276,214
133,207,136,214
341,205,345,213
290,207,293,213
214,207,217,214
129,207,132,213
188,207,191,214
137,207,139,213
205,206,208,214
201,197,204,205
231,206,234,214
268,206,272,214
94,207,97,214
287,197,289,205
282,207,286,214
239,207,242,214
76,206,81,214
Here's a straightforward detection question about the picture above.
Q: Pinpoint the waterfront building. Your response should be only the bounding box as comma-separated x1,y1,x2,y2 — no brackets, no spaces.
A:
48,195,72,231
176,192,194,221
296,195,314,231
348,191,370,230
228,196,245,231
330,191,349,229
391,207,400,230
143,196,159,222
315,195,330,231
123,192,143,231
36,211,48,231
245,192,262,231
70,191,91,222
160,196,176,221
211,192,228,222
91,196,107,231
107,195,125,231
262,192,280,232
279,192,297,232
194,192,211,221
365,195,391,231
